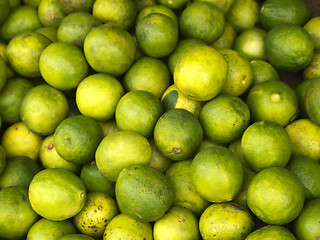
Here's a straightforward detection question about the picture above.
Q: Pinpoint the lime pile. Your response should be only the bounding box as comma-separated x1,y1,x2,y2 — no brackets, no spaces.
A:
0,0,320,239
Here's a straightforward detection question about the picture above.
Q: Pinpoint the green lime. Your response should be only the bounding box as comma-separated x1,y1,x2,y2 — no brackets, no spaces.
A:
250,59,280,86
303,50,320,80
35,26,58,42
58,234,95,240
156,0,188,11
0,0,9,24
193,0,234,14
0,56,6,91
98,119,119,137
149,138,173,173
245,225,297,240
210,22,237,50
56,0,95,14
295,79,312,119
133,0,156,12
304,16,320,50
38,0,66,27
305,77,320,125
0,146,6,175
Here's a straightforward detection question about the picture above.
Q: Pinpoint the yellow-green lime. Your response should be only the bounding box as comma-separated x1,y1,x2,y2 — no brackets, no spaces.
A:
199,202,254,240
295,78,312,119
179,1,225,44
103,213,153,240
148,138,172,173
95,130,152,182
53,115,103,165
245,225,297,240
174,45,227,101
0,156,40,189
190,146,244,203
165,160,210,217
115,164,174,222
210,22,238,50
199,94,250,144
35,26,58,42
305,77,320,125
37,0,66,27
197,138,227,153
228,138,250,168
26,218,77,240
153,207,200,240
0,186,39,240
303,50,320,80
39,41,89,91
73,192,118,239
156,0,188,11
98,119,119,137
0,56,6,91
76,73,124,121
1,121,43,161
246,80,299,126
20,84,69,135
193,0,234,14
123,56,171,99
58,234,95,240
304,16,320,50
249,59,280,87
241,121,292,172
154,108,203,161
0,145,6,175
28,168,86,221
56,0,95,14
133,0,156,12
247,167,305,225
115,90,163,138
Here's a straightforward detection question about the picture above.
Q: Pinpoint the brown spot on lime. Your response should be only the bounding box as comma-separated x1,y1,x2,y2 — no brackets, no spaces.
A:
80,192,85,198
173,147,182,154
48,142,54,150
98,205,102,210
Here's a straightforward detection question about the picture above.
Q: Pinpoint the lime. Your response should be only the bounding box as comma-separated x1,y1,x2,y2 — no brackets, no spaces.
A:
73,192,118,239
37,0,66,27
28,168,86,221
193,0,234,14
199,94,250,144
115,164,174,222
35,26,58,42
54,115,103,165
210,22,238,50
190,146,244,203
123,56,171,99
76,73,124,121
295,78,312,119
56,0,94,14
149,138,172,173
245,225,297,240
26,218,77,240
0,146,6,176
249,59,280,86
174,45,227,101
83,23,136,76
39,41,89,91
0,0,9,24
98,119,119,137
228,138,250,168
134,0,156,12
305,77,320,125
0,56,6,91
179,1,225,44
115,90,163,138
154,108,203,161
165,160,210,217
199,202,254,240
153,207,200,240
247,167,305,225
95,130,152,182
264,24,314,72
241,121,292,172
0,186,39,240
103,213,153,240
58,234,95,240
303,50,320,80
304,16,320,50
20,84,69,136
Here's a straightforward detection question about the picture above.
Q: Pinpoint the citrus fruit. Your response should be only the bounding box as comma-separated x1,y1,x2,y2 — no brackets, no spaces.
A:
149,139,172,173
0,156,40,188
28,168,86,221
35,26,58,42
103,213,153,240
57,12,101,48
233,28,267,61
95,130,152,182
115,164,174,222
123,56,171,99
76,73,124,121
165,160,210,217
0,186,39,240
26,218,77,240
0,78,33,124
199,94,250,144
220,49,253,96
161,84,204,118
58,234,95,240
80,161,115,197
193,0,234,14
56,0,95,14
0,5,42,42
210,22,238,50
259,0,311,30
197,138,227,152
39,135,81,173
179,1,225,44
305,77,320,125
199,202,254,240
23,0,41,7
303,50,320,80
39,41,89,91
20,84,69,135
246,80,299,126
225,0,259,33
156,0,188,10
286,155,320,200
293,198,320,240
285,118,320,162
37,0,66,27
1,121,43,161
153,108,203,161
245,225,297,240
7,31,51,78
295,78,312,119
190,145,244,203
92,0,137,30
83,22,136,76
241,121,292,172
0,56,6,91
0,145,6,175
249,59,280,86
0,0,9,24
153,207,200,240
247,166,305,225
115,90,163,138
53,115,103,165
73,192,118,238
173,45,227,101
304,16,320,50
135,12,178,58
134,0,156,12
98,119,119,137
264,24,314,72
228,138,250,168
